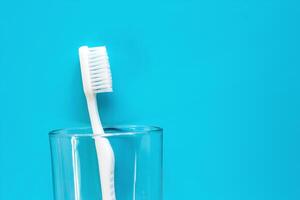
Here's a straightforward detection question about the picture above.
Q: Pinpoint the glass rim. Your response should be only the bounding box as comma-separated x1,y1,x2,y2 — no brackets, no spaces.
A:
49,125,163,138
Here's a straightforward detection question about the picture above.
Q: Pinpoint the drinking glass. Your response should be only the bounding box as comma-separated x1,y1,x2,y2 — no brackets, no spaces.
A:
49,125,163,200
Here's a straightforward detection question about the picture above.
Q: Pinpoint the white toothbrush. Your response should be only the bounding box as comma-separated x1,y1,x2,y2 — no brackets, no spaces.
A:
79,46,116,200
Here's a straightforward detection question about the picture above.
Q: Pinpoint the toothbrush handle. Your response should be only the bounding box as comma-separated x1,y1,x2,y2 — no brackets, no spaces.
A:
86,95,116,200
86,94,103,133
95,138,116,200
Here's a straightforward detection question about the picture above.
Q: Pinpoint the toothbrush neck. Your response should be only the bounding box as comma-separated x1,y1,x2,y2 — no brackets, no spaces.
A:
86,94,104,135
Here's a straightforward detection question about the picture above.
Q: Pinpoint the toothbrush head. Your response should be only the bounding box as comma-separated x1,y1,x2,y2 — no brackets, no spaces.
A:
79,46,112,95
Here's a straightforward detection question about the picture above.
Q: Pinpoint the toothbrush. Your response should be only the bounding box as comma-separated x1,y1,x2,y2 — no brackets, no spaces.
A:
79,46,116,200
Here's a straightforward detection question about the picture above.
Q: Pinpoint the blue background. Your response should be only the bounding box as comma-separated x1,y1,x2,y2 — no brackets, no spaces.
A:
0,0,300,199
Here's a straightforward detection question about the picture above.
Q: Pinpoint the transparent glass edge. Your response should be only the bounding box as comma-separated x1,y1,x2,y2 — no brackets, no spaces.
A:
49,125,163,138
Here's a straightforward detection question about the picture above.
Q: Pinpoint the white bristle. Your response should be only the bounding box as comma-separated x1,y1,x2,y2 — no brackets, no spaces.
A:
79,46,113,94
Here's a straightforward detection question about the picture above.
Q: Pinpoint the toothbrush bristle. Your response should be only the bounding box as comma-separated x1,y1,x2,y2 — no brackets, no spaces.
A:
87,47,112,93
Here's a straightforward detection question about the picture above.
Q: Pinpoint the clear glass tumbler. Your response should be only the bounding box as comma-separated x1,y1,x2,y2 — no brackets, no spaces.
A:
49,125,163,200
